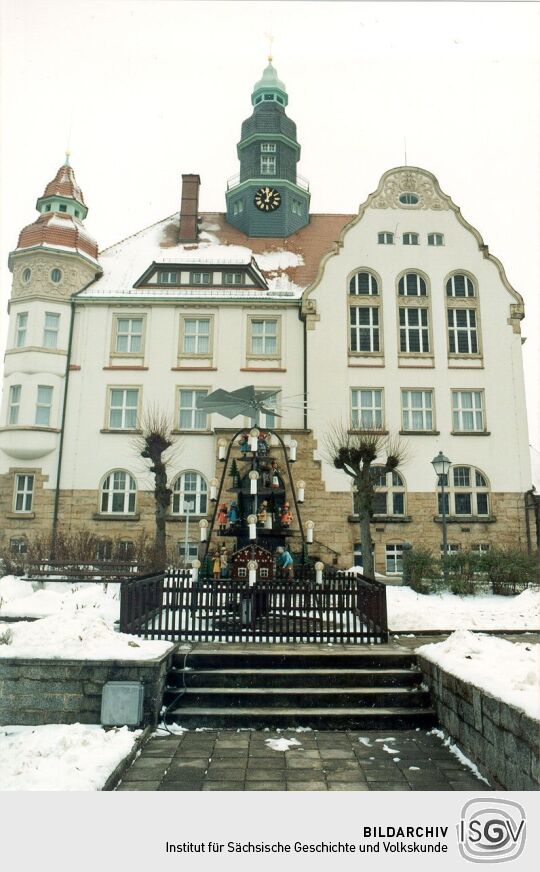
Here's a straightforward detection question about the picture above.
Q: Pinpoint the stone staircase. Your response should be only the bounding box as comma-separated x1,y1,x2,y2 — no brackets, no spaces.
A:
162,644,436,730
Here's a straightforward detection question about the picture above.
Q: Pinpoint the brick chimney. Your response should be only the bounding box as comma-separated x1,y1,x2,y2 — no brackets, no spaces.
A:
178,174,201,242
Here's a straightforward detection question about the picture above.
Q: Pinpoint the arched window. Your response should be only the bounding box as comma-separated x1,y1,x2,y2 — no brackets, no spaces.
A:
402,233,419,246
172,472,208,515
100,470,136,514
349,271,378,296
398,272,427,296
353,467,406,517
437,466,490,517
446,273,475,298
428,233,444,246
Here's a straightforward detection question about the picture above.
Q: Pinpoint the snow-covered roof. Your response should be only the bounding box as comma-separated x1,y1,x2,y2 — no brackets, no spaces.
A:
77,212,352,302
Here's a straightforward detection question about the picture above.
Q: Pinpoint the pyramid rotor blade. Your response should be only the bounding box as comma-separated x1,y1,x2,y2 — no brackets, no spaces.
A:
259,406,282,418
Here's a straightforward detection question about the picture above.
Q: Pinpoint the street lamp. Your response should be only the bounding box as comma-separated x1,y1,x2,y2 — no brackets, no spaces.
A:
431,451,451,581
183,500,192,568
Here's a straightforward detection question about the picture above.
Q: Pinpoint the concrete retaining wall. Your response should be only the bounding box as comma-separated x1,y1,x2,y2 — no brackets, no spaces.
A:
0,650,173,726
418,655,539,791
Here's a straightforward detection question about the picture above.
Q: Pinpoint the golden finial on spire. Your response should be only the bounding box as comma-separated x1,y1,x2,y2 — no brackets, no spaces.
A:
265,32,274,62
64,149,71,166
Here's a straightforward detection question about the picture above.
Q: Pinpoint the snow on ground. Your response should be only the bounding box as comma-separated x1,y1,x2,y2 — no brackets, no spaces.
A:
388,586,540,631
0,611,172,660
428,728,489,785
265,737,302,751
0,724,140,791
419,631,540,720
0,575,120,622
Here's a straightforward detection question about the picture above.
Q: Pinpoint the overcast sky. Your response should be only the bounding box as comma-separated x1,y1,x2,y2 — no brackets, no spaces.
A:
1,0,539,483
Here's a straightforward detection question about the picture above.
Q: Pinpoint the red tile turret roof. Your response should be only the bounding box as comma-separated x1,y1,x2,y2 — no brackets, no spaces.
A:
41,163,86,206
17,213,98,261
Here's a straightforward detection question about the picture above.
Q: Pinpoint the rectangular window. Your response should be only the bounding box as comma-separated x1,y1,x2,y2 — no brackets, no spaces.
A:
191,272,211,285
438,493,449,515
223,272,244,285
183,318,210,355
158,271,178,284
96,540,113,561
35,386,53,426
260,155,276,175
259,390,279,428
115,317,143,354
392,492,405,515
59,204,67,212
440,543,460,555
349,306,380,353
15,312,28,348
178,389,208,430
232,199,244,215
452,390,484,432
378,232,394,244
43,312,60,349
177,542,199,562
472,543,490,553
476,493,489,516
402,233,419,245
448,308,478,354
8,385,21,425
261,143,276,153
351,389,383,429
250,319,278,356
385,544,403,574
10,537,28,554
14,474,34,512
455,492,472,515
428,233,444,246
399,308,429,353
109,388,139,429
401,389,433,431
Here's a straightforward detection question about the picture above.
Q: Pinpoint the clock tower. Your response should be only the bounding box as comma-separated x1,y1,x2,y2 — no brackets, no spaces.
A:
225,59,310,237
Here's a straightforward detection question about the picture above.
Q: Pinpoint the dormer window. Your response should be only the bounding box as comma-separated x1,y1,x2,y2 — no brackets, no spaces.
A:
45,204,51,212
191,271,211,285
59,204,67,212
158,271,179,284
223,272,245,285
261,143,276,153
261,155,276,175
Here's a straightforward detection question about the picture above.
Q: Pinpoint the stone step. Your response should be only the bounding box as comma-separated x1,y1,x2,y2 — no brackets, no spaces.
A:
163,706,437,730
172,647,417,670
167,666,423,689
164,686,431,709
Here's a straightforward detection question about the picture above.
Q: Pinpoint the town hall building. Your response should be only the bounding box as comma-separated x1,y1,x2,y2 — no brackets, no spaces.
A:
0,60,533,572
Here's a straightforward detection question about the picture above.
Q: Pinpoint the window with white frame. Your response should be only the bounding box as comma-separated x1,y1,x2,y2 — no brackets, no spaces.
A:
349,306,380,353
353,542,375,568
35,386,53,426
178,541,199,563
386,544,404,574
223,272,244,285
43,312,60,349
13,474,34,513
108,388,139,430
291,199,303,215
351,389,383,429
10,537,28,554
440,543,461,555
353,467,406,516
261,143,276,153
401,389,433,431
172,472,208,515
258,390,279,428
472,543,490,553
96,539,112,560
158,271,178,284
191,272,211,285
233,199,244,215
178,389,208,430
428,233,444,246
249,319,278,356
349,272,378,295
100,470,137,514
446,273,475,297
448,308,478,354
260,155,276,175
452,390,485,432
182,318,211,355
115,317,144,354
437,466,490,517
399,308,430,353
398,273,427,296
8,385,21,425
402,233,419,246
15,312,28,348
378,232,394,244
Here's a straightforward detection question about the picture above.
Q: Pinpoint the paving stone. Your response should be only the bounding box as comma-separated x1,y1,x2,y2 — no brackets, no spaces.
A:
319,750,356,760
247,757,286,770
371,782,411,791
410,783,453,791
162,767,206,782
123,766,166,782
365,770,407,782
286,769,327,782
207,759,247,770
287,782,327,791
245,770,287,782
244,783,284,791
322,760,361,772
326,770,367,783
248,749,286,759
328,782,370,791
116,780,161,791
202,782,245,791
213,748,250,758
159,781,204,791
205,769,246,782
286,751,321,763
168,758,209,769
287,758,324,770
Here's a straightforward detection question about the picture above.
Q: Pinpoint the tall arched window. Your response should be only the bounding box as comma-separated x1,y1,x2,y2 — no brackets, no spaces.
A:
446,273,475,298
100,470,137,514
398,272,427,296
172,472,208,515
349,271,379,296
438,465,490,517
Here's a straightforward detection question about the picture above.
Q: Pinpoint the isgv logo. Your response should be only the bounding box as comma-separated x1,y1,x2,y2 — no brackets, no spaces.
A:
458,799,526,863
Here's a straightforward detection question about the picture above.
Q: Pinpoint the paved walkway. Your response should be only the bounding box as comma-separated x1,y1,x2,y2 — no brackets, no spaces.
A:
116,728,488,791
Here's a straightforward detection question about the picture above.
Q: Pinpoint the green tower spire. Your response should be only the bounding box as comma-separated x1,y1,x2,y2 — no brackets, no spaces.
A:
226,59,310,237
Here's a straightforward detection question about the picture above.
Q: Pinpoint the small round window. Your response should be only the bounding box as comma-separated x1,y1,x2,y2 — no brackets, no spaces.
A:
22,268,32,283
399,192,419,205
50,268,62,283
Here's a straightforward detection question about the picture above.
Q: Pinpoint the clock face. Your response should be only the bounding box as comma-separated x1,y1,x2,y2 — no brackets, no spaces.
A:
254,186,281,212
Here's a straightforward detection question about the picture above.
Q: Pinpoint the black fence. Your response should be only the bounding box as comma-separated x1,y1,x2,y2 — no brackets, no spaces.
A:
119,570,388,644
26,560,140,581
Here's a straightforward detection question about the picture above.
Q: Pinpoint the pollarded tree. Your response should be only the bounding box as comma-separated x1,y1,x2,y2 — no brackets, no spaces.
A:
324,424,408,581
133,408,179,570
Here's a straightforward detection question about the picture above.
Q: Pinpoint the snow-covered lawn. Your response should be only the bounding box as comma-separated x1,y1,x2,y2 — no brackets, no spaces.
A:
388,586,540,631
418,631,540,720
0,724,140,791
0,574,119,622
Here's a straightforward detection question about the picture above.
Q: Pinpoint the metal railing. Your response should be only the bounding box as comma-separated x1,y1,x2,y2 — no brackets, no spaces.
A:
26,560,141,581
119,569,388,644
226,173,310,192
